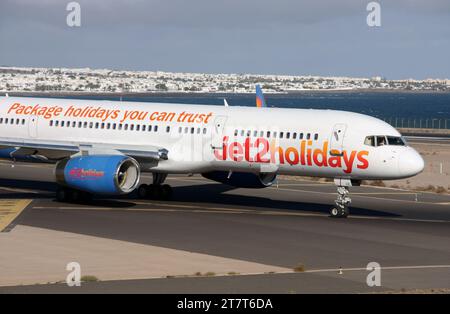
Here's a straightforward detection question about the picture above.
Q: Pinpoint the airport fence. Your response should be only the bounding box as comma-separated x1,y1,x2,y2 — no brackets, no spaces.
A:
381,117,450,130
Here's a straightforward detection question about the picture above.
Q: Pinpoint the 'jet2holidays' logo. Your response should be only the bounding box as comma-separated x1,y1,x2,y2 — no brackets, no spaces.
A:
69,168,105,179
214,136,369,174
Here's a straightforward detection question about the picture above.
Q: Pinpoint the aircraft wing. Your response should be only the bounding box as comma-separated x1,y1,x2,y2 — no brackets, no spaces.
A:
0,139,168,164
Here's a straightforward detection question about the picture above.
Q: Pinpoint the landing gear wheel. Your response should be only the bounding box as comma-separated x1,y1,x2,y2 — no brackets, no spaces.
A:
56,187,69,202
329,206,349,218
330,207,340,218
56,187,91,203
147,184,161,199
160,184,173,200
137,184,148,199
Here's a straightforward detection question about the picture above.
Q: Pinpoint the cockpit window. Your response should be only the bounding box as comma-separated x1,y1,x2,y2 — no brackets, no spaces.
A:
364,136,375,147
364,135,406,147
376,136,387,146
387,136,406,146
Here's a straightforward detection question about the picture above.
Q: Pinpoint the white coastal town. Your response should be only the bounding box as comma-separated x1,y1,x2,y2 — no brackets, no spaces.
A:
0,66,449,93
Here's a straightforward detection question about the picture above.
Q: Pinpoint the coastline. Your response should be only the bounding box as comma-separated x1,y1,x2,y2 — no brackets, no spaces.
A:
2,89,450,98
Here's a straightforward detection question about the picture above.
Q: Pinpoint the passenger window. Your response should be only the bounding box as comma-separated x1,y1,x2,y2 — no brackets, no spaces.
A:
154,126,158,132
267,131,271,137
234,129,238,136
293,132,297,139
191,127,195,134
203,128,207,134
286,132,290,139
306,133,311,140
299,133,304,139
364,136,375,147
260,131,264,137
142,125,146,131
280,132,284,139
314,133,318,140
95,122,99,129
136,125,140,131
130,124,134,131
166,126,170,133
273,132,277,138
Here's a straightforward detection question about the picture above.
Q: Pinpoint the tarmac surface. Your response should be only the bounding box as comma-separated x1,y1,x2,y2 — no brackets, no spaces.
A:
0,160,449,293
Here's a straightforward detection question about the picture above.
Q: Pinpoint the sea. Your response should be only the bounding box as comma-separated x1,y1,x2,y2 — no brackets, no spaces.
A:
33,91,450,129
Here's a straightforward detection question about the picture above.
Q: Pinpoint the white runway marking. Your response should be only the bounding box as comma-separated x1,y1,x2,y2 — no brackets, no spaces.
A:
269,186,449,206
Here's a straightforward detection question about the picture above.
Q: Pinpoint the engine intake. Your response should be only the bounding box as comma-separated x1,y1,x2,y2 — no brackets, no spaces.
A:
55,155,140,194
202,171,276,188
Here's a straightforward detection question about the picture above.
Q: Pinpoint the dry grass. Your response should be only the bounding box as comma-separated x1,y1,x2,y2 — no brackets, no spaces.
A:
81,275,99,282
293,264,305,272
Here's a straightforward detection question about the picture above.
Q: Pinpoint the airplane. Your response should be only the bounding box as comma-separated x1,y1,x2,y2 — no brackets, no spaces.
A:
0,94,424,218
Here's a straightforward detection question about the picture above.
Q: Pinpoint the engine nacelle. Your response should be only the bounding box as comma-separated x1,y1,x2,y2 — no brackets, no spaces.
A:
202,171,277,188
55,155,140,195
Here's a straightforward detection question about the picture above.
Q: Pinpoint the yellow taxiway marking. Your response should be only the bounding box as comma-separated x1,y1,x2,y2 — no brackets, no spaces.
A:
0,187,40,194
0,199,32,232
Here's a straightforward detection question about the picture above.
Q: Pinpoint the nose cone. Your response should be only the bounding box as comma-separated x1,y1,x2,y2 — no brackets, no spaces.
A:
398,148,424,178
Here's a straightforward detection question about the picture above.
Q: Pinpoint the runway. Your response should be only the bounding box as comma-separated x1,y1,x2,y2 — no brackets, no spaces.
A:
0,161,449,293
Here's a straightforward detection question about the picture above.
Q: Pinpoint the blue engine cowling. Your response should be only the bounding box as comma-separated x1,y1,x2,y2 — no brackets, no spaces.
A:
55,155,140,195
202,171,277,188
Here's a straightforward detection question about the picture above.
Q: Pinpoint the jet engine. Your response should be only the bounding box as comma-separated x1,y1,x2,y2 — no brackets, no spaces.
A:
55,155,140,194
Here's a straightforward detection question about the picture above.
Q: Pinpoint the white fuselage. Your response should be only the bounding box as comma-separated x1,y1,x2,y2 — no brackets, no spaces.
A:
0,97,424,180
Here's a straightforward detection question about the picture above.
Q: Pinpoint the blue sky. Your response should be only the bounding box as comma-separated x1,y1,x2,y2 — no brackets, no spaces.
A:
0,0,449,79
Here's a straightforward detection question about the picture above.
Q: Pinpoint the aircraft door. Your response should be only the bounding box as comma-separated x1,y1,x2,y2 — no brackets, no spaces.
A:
28,115,38,138
211,115,227,149
329,123,347,156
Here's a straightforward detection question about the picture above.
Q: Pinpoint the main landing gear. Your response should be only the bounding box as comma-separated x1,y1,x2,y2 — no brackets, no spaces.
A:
329,185,351,218
137,173,173,200
56,186,92,203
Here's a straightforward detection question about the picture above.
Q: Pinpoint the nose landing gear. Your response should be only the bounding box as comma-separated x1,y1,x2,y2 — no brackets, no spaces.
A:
330,184,352,218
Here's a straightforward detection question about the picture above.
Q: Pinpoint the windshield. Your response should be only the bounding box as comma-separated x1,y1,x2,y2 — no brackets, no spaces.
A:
364,135,406,147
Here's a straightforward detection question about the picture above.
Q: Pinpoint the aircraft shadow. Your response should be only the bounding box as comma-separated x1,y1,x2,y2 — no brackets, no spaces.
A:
157,183,401,218
0,178,400,217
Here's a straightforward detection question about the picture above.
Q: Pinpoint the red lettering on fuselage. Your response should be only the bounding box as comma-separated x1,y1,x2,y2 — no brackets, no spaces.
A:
214,136,370,174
